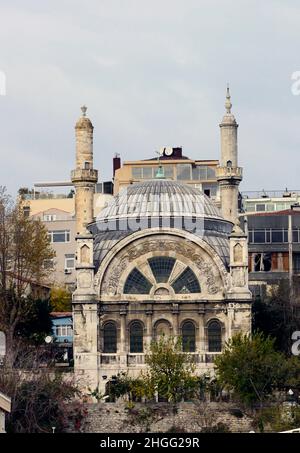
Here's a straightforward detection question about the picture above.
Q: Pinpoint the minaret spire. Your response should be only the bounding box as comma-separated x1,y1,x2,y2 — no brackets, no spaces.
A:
225,84,232,114
216,86,242,226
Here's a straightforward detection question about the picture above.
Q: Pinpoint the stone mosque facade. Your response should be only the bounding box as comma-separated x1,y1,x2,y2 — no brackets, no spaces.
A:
71,90,252,393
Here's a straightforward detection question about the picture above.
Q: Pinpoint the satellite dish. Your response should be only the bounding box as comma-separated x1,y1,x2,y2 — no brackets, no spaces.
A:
45,336,53,344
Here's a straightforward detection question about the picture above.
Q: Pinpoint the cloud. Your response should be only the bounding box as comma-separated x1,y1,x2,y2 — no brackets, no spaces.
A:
0,0,300,195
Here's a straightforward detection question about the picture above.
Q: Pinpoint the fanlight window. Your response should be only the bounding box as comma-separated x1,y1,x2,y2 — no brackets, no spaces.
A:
148,257,176,283
207,320,222,352
123,258,201,295
124,268,152,294
130,321,144,353
171,267,200,294
103,322,117,353
182,321,196,352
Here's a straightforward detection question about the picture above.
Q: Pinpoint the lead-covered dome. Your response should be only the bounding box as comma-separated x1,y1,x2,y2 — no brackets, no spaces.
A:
97,179,224,221
90,179,233,271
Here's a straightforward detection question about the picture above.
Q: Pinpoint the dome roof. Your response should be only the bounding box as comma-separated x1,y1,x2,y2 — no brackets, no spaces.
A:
97,179,223,221
91,179,232,271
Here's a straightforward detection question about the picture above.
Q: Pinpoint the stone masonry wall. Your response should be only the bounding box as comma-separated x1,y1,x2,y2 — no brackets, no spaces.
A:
79,401,254,433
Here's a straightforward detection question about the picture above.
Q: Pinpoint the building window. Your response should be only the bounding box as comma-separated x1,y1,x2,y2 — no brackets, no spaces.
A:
65,254,75,270
164,165,174,179
130,321,143,353
177,164,191,180
207,321,222,352
124,268,152,294
23,206,30,218
55,325,73,337
172,267,201,294
293,253,300,272
48,230,70,243
148,257,176,283
254,253,272,272
123,261,201,295
103,322,117,353
249,229,288,244
43,214,57,221
293,229,300,243
182,321,196,352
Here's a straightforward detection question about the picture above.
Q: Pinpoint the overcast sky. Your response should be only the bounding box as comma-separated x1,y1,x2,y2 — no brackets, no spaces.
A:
0,0,300,195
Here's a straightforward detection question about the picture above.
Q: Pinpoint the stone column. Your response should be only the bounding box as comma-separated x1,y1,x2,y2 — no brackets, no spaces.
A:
198,306,205,354
145,308,153,352
172,303,179,338
119,308,127,366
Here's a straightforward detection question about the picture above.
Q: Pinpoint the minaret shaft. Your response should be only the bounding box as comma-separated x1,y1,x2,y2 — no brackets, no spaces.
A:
216,87,242,226
71,106,98,235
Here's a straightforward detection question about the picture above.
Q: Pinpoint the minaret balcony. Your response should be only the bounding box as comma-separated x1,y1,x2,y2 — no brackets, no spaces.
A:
216,166,243,182
71,168,98,184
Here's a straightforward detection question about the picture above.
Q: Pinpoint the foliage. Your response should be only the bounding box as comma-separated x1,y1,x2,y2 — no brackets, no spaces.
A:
200,422,230,433
214,332,287,406
143,336,198,402
252,280,300,353
0,346,84,433
106,337,199,403
0,187,55,366
253,404,300,433
87,386,104,402
50,287,72,312
16,298,53,343
5,374,79,433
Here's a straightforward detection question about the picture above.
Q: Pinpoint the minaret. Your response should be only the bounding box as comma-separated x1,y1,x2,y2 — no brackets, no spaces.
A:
216,87,242,226
71,106,98,234
71,106,99,393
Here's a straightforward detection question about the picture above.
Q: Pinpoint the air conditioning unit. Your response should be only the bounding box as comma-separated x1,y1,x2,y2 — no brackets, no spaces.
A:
64,269,72,274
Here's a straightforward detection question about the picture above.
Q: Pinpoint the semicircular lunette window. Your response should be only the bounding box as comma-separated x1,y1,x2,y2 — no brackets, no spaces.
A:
124,268,152,294
171,267,201,294
148,257,176,283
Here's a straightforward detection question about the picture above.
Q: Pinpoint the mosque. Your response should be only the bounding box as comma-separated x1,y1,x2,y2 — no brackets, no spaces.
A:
70,90,252,393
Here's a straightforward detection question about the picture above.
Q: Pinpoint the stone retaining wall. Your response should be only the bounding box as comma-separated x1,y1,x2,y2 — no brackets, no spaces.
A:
80,401,254,433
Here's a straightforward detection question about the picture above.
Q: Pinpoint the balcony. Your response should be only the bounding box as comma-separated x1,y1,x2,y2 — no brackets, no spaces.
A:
99,352,221,366
71,169,98,183
100,354,120,365
127,354,145,366
215,166,243,181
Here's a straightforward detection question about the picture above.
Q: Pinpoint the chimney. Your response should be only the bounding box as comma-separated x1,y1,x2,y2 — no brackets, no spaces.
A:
172,147,182,158
113,153,121,177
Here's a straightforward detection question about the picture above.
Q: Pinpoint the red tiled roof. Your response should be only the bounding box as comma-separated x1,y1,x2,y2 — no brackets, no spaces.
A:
50,312,72,318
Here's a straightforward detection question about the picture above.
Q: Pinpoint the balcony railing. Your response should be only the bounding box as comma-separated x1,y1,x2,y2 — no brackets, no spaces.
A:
99,352,221,366
71,169,98,182
100,354,120,365
215,166,243,179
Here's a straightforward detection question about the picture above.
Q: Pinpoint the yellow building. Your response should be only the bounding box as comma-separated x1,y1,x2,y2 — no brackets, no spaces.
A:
114,147,220,205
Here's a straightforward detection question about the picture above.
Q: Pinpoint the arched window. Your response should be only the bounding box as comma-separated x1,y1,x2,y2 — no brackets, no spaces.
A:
172,267,200,294
182,321,196,352
130,321,143,353
124,268,152,294
103,322,117,353
207,321,222,352
154,320,172,340
148,257,176,283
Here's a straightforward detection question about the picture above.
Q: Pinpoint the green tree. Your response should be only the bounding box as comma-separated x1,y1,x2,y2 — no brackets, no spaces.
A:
50,287,72,312
0,187,55,367
252,280,300,353
214,332,286,407
143,336,198,402
16,298,53,343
